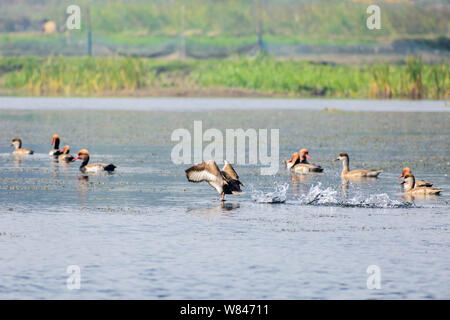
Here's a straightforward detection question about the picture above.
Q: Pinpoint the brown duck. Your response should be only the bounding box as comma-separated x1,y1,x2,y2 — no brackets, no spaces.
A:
10,138,34,155
185,160,244,201
333,152,382,178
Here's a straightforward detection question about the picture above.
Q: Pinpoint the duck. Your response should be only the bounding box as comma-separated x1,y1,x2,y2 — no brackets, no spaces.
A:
49,134,61,156
398,167,432,187
185,160,244,201
72,149,116,173
10,138,34,155
333,152,382,179
285,149,323,173
402,173,441,195
57,145,75,163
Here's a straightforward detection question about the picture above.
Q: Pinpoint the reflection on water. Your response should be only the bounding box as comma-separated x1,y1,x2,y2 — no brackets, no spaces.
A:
186,202,241,216
402,193,442,202
290,173,315,195
0,103,449,299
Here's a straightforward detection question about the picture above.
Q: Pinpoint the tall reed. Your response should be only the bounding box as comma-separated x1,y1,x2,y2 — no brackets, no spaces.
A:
406,56,424,99
0,56,447,99
369,63,392,99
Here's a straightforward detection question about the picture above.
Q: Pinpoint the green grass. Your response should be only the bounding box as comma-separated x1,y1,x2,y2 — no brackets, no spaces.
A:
0,33,65,44
99,34,175,46
0,56,448,99
1,0,448,42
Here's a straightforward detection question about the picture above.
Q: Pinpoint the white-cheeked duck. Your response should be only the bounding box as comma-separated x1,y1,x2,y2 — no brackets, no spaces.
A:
10,138,34,155
185,160,244,201
333,152,382,179
285,149,324,173
72,149,116,173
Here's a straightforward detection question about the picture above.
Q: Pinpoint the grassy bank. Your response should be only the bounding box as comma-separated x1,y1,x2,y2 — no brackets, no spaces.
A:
0,56,448,99
2,0,448,41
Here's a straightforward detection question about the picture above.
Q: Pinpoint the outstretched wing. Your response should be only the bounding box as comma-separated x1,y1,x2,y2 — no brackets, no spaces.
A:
221,161,244,189
221,161,240,180
186,161,221,182
185,161,224,194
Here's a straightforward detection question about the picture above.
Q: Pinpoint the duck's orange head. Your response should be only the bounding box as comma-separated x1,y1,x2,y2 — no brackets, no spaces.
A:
288,152,300,163
399,167,412,178
60,145,70,154
403,173,415,185
51,134,60,146
72,149,90,162
299,148,311,160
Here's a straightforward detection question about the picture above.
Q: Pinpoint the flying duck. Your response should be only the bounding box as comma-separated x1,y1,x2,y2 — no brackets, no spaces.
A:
185,160,244,201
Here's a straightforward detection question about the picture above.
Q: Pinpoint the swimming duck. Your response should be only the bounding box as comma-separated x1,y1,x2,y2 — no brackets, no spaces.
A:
10,138,34,155
398,167,432,187
57,145,75,163
285,149,324,173
49,134,61,156
402,173,441,195
72,149,116,173
333,152,382,178
185,160,244,201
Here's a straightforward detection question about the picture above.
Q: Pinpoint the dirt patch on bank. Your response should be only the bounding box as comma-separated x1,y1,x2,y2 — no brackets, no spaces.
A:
0,87,281,98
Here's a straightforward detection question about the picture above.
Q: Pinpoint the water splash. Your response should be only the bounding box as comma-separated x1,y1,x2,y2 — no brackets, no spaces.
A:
297,183,338,205
297,183,413,208
250,183,289,203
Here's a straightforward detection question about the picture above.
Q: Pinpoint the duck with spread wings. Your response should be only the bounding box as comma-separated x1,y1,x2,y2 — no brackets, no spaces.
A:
185,160,244,201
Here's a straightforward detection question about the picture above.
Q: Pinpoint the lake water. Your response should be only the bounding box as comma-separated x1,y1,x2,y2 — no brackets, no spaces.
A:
0,98,449,299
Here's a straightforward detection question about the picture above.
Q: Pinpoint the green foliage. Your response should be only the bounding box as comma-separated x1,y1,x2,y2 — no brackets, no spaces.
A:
0,56,153,95
0,56,448,99
0,0,448,42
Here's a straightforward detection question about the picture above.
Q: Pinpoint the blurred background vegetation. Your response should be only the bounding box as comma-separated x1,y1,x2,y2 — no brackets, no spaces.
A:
0,0,448,99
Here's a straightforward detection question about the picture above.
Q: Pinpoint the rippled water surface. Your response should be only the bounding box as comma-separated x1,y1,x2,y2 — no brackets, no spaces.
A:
0,98,449,299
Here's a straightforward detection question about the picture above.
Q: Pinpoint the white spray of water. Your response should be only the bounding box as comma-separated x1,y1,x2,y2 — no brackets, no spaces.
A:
250,183,289,203
297,183,413,208
297,183,339,205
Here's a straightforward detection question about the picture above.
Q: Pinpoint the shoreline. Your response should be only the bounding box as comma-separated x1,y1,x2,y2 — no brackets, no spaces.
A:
1,96,448,112
0,87,274,98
